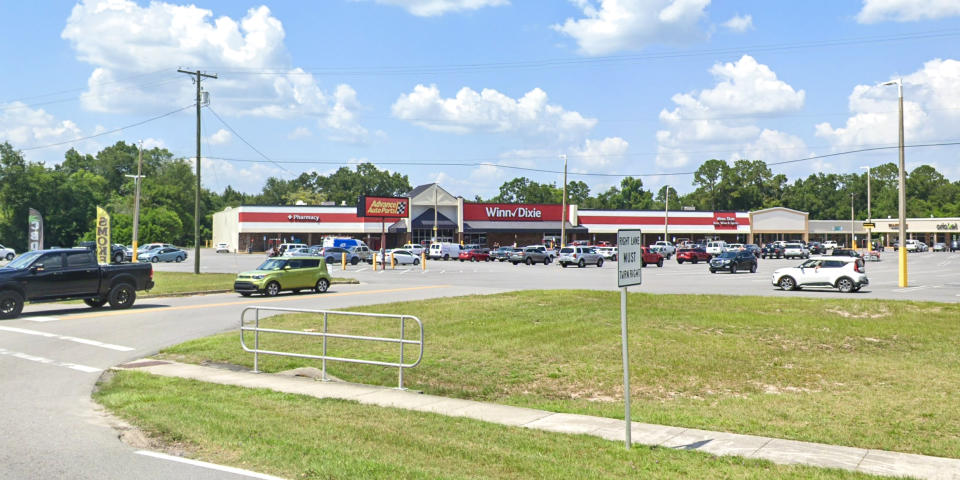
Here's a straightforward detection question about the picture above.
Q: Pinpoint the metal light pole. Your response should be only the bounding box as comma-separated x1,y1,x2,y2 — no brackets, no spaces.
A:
124,141,145,262
560,154,567,248
860,166,872,251
664,185,671,243
882,79,907,287
850,193,855,249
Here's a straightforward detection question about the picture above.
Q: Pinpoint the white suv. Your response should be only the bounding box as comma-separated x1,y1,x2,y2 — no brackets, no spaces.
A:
783,243,809,259
772,256,868,293
558,246,604,268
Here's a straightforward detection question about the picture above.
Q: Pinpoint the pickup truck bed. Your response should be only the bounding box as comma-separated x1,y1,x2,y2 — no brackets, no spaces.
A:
0,249,153,319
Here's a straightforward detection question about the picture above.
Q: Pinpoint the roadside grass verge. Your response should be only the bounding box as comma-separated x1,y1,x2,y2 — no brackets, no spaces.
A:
95,371,873,479
146,272,357,296
157,291,960,458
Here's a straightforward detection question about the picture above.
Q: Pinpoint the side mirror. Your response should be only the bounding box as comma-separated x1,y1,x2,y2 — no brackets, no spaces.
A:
283,265,291,270
31,264,44,273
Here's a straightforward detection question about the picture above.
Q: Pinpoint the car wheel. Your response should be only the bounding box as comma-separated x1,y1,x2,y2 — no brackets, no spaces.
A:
443,254,449,261
413,258,420,265
578,259,585,268
709,268,716,274
730,264,737,274
265,281,281,297
83,297,107,308
677,259,684,264
525,257,533,265
4,253,13,261
692,258,698,264
315,278,330,293
778,276,796,291
108,283,136,309
0,291,24,319
326,256,335,265
837,277,854,293
175,255,184,262
750,263,757,273
113,252,124,263
544,257,550,265
642,261,647,267
351,257,359,265
150,257,158,263
657,259,663,267
561,262,568,268
597,258,603,267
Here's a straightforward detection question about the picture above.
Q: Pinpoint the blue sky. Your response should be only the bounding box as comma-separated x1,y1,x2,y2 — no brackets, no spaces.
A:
2,0,960,198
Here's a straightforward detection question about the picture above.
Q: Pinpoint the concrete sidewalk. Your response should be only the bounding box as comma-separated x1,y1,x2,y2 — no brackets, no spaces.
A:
116,360,960,480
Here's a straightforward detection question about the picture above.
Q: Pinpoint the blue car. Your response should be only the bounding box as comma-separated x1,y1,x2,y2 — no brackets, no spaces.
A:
137,247,188,263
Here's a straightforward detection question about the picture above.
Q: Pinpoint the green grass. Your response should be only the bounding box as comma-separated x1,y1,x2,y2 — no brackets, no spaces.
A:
146,272,357,296
95,371,875,479
158,290,960,458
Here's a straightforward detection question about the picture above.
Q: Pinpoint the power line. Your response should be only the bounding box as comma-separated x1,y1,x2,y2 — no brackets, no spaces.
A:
18,104,195,151
204,105,292,175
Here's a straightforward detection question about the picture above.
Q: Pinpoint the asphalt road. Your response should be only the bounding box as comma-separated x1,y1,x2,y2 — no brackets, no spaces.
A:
0,248,957,478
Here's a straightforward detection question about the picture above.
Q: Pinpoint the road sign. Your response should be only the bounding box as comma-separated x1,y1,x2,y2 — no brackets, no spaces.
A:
863,222,876,228
617,229,643,287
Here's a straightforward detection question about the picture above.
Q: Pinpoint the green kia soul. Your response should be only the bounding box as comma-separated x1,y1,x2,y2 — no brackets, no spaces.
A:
233,256,332,297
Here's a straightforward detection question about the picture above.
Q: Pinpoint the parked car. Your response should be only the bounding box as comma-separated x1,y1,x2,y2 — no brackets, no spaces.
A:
709,251,758,274
284,247,313,257
138,243,175,254
315,246,361,265
822,240,839,250
904,239,919,252
0,248,154,319
725,243,744,252
932,242,946,252
650,241,676,258
676,247,711,264
807,241,823,254
705,241,727,255
137,247,188,263
830,249,861,258
215,242,230,253
951,240,959,252
429,242,461,261
233,256,332,297
595,246,618,260
0,244,15,261
76,241,126,264
641,247,664,267
783,243,809,260
558,246,604,268
772,256,868,293
458,249,490,262
401,243,425,256
509,247,550,265
744,244,762,258
761,243,784,259
526,244,557,259
373,249,421,266
490,247,518,262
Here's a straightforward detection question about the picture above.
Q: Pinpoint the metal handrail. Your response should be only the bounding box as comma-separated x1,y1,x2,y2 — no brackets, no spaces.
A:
240,306,423,389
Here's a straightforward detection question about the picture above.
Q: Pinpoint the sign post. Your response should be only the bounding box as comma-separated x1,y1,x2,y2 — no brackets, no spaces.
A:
616,228,643,449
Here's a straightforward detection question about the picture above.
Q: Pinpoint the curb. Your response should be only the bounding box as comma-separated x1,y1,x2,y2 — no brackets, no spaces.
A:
141,279,360,298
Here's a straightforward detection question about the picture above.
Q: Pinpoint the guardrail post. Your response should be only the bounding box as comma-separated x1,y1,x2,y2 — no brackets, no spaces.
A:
253,308,260,373
322,311,328,381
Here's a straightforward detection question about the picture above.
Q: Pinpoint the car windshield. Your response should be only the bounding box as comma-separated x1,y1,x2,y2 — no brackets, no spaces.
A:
256,259,288,271
5,251,43,269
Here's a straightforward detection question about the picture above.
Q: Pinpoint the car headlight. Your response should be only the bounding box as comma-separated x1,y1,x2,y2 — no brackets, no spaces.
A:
251,274,265,280
722,260,730,264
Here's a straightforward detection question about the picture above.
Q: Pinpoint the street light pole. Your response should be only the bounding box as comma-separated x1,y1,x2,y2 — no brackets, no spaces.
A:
882,79,907,287
850,193,855,250
664,185,670,243
560,154,567,248
860,166,872,251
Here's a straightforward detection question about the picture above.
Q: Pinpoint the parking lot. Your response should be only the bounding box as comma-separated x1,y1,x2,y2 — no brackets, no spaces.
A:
141,249,960,303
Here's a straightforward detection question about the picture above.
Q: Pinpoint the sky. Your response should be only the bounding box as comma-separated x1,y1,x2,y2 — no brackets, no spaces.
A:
2,0,960,199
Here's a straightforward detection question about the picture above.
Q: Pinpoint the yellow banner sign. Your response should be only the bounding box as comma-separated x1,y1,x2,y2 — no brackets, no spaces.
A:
95,206,111,265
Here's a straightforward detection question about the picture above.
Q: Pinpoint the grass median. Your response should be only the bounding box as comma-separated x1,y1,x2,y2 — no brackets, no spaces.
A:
95,370,873,479
146,271,358,296
153,290,960,459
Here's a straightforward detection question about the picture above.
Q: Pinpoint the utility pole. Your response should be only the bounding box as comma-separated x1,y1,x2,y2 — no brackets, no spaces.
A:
664,185,671,243
560,154,567,248
850,193,855,249
124,141,145,262
882,79,907,287
178,68,217,274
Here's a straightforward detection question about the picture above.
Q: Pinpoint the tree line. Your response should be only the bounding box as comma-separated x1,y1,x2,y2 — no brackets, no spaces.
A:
1,140,957,251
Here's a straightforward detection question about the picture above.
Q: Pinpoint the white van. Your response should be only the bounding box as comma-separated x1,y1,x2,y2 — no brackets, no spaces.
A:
705,241,727,255
402,243,425,256
429,242,461,260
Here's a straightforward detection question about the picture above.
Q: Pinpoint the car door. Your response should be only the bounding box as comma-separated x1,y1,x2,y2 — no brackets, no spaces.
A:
24,252,66,300
62,250,100,296
285,259,309,288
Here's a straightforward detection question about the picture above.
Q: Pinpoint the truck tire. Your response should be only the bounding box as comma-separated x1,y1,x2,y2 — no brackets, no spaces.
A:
0,291,24,319
108,284,136,309
83,297,107,308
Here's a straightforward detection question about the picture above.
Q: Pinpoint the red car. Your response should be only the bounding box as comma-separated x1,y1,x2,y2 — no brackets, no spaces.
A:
641,247,664,267
458,249,490,262
676,247,711,264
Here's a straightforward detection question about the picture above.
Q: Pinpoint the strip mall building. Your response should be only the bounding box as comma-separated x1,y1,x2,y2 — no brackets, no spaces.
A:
212,183,959,252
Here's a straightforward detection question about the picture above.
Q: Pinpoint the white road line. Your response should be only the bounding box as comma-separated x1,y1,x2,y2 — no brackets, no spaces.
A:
0,347,101,373
0,326,134,351
135,451,285,480
22,316,60,322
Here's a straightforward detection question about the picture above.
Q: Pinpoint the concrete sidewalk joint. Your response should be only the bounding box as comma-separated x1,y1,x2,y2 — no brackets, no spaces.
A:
115,360,960,480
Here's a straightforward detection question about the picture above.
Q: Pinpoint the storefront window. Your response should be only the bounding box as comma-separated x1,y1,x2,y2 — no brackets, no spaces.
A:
413,228,454,244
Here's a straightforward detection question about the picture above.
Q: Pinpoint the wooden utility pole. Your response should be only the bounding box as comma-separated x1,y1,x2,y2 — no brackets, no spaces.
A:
178,68,217,274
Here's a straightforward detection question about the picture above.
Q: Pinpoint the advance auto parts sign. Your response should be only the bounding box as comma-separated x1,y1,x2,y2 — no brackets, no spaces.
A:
358,196,409,218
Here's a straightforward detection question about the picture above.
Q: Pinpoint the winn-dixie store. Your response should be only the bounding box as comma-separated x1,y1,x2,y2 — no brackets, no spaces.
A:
460,202,584,247
576,210,751,245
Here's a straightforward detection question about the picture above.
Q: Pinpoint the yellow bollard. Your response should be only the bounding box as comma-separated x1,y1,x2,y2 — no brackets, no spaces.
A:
390,252,395,269
342,252,346,270
422,251,426,271
373,252,377,270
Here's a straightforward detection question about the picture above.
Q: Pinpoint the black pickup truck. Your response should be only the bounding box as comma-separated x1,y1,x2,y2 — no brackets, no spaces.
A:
0,248,154,319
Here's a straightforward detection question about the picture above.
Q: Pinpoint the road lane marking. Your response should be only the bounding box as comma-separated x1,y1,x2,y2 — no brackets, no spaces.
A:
22,316,60,322
58,285,452,320
0,347,101,373
135,451,285,479
0,326,134,351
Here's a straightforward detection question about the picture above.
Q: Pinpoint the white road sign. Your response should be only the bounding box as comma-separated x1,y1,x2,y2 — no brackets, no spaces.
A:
617,229,643,287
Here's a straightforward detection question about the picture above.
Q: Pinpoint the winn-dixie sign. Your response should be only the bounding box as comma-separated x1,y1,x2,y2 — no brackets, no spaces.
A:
358,196,409,218
713,212,740,230
463,203,563,222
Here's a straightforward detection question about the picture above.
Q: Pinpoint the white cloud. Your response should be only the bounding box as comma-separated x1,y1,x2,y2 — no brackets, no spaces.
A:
553,0,711,55
61,0,370,142
570,137,629,168
287,127,312,139
206,128,232,145
369,0,509,16
200,156,280,193
857,0,960,23
722,14,752,32
0,102,82,147
815,58,960,150
142,138,166,150
392,84,597,140
655,55,806,167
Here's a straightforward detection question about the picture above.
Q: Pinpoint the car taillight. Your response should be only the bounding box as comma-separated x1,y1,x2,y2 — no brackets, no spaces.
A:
854,261,862,273
572,253,577,258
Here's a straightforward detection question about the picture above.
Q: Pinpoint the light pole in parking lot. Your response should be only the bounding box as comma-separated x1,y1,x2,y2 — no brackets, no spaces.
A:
850,193,855,249
860,165,872,250
881,78,907,287
663,185,673,243
560,154,567,248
